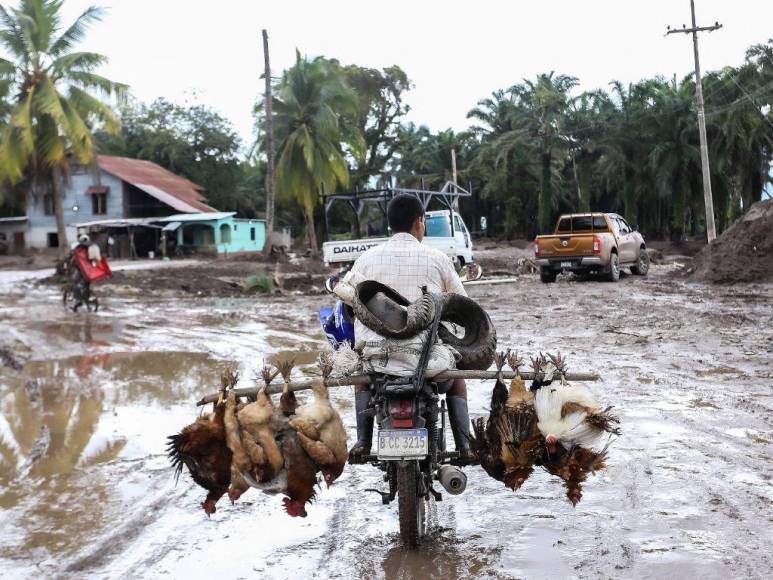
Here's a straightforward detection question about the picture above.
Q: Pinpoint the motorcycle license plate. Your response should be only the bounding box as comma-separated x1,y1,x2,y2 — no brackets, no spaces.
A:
561,261,574,268
377,429,428,460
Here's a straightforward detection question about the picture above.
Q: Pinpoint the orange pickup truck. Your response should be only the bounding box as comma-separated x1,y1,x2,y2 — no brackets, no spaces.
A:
533,213,649,283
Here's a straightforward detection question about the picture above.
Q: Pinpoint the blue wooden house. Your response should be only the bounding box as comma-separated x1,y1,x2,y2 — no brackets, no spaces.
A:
0,155,268,257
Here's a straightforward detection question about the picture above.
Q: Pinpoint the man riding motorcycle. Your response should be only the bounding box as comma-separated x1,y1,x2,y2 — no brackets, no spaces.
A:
332,194,474,462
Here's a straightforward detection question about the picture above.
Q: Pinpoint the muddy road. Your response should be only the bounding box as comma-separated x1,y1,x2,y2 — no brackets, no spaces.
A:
1,265,772,579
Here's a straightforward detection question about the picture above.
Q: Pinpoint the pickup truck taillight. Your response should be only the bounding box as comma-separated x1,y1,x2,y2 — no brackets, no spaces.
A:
389,399,413,428
533,238,540,257
592,235,601,254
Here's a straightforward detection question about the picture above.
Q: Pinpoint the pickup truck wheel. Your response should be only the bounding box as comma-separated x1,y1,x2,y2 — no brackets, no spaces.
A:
540,269,557,284
605,253,620,282
631,249,650,276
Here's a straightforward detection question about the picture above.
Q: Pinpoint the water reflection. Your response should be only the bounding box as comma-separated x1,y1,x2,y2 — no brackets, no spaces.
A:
0,350,223,566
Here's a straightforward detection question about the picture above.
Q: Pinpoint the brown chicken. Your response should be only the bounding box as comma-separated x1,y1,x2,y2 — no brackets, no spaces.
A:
167,393,232,515
280,381,298,417
224,387,284,486
274,359,298,417
277,422,319,517
540,443,610,506
289,378,347,487
470,375,542,492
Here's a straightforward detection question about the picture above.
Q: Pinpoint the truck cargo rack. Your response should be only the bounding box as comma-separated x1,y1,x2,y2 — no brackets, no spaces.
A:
322,181,471,237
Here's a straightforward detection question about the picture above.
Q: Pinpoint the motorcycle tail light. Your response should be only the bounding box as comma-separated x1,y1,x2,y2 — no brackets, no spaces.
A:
389,399,413,428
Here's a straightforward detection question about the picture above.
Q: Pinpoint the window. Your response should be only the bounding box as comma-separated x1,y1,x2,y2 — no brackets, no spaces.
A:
453,215,464,233
425,215,451,237
557,217,571,232
250,227,256,241
219,223,232,244
572,216,594,231
610,218,621,235
47,232,58,248
592,216,608,231
92,193,107,215
618,218,632,234
43,194,54,216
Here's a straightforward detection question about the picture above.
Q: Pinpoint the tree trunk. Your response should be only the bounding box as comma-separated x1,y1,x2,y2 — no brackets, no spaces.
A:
623,166,635,224
51,165,69,257
539,151,552,232
304,206,318,254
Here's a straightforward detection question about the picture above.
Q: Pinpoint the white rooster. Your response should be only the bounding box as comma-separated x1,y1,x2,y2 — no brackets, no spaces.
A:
534,381,620,454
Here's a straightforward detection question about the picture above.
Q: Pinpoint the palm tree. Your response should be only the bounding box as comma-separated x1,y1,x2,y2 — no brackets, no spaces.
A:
273,52,361,253
0,0,126,254
496,73,578,231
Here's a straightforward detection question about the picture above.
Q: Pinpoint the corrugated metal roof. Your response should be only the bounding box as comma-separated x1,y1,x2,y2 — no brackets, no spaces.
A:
97,155,217,213
156,212,236,222
74,218,162,228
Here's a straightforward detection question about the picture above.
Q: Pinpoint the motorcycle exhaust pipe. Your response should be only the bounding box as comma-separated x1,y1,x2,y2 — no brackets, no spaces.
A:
436,465,467,495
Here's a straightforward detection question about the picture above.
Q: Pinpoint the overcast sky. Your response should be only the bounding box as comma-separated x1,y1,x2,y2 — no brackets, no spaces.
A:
53,0,773,146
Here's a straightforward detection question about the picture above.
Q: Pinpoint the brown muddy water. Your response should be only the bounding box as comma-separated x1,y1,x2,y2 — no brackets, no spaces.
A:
1,267,772,579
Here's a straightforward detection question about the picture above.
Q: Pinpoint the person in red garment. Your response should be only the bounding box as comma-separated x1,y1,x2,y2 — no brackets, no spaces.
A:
65,234,111,311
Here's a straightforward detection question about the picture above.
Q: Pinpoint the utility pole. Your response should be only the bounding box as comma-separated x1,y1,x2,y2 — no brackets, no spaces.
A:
666,1,722,242
262,29,276,248
451,148,458,188
451,148,459,210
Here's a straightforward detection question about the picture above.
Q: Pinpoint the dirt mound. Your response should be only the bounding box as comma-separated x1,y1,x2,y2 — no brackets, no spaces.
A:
690,199,773,284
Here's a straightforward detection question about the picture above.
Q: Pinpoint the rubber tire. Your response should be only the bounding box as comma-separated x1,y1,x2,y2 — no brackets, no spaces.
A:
540,269,557,284
437,293,497,370
397,461,426,548
631,248,650,276
353,281,435,339
605,252,620,282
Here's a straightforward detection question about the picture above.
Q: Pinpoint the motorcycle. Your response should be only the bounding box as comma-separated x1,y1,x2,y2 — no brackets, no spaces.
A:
57,245,112,312
320,273,473,547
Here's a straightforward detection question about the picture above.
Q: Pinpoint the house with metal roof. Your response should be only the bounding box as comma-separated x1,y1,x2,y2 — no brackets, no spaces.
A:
157,213,267,257
3,155,219,251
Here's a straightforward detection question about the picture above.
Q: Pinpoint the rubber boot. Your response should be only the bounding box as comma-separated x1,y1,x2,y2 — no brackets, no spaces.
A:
348,390,374,463
447,395,475,464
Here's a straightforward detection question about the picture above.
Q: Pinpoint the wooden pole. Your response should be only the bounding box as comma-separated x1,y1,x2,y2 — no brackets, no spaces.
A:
262,29,276,251
665,3,722,243
196,370,600,406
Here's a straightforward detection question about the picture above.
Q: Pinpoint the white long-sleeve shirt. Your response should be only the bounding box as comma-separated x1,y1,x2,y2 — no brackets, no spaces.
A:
334,232,466,349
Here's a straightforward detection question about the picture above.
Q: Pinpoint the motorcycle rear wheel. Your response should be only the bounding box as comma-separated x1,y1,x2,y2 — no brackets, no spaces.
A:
397,461,427,547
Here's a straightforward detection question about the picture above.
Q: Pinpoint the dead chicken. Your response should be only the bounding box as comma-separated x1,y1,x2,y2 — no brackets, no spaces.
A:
167,376,234,516
540,443,610,506
276,359,298,417
533,381,620,454
471,375,542,491
289,369,347,487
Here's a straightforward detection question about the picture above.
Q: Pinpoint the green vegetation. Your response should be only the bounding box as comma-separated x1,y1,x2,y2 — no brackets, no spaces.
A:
259,39,773,243
244,271,275,294
270,52,363,253
94,97,261,216
0,0,126,253
0,1,770,246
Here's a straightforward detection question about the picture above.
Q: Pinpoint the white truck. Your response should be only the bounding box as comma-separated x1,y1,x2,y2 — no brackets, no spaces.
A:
322,209,475,268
